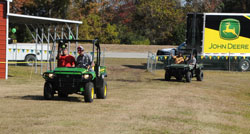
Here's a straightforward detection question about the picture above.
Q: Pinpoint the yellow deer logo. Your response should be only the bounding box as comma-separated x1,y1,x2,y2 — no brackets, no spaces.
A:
223,22,238,36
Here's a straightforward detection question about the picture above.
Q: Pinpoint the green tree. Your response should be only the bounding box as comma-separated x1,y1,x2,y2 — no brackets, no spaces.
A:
222,0,250,13
101,24,120,44
79,13,120,44
79,13,101,40
132,0,185,45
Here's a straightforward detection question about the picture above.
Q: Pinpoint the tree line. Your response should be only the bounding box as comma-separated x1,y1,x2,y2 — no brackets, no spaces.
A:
10,0,250,45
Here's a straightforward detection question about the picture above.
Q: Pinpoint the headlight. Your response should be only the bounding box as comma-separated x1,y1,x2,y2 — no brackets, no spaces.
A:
48,73,54,79
43,73,54,79
83,74,92,80
83,74,90,79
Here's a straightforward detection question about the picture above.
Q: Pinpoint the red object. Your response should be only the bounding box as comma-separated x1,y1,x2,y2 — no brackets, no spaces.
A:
58,55,75,67
0,1,6,79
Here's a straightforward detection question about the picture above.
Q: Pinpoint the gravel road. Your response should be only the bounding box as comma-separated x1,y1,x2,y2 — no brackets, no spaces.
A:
105,52,148,58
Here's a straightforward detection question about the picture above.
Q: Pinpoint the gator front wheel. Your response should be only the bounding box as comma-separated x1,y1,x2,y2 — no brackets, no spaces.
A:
165,71,171,81
96,81,107,99
44,82,54,100
84,82,94,103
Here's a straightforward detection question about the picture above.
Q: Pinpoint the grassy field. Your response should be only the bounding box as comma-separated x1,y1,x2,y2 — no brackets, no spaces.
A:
0,58,250,134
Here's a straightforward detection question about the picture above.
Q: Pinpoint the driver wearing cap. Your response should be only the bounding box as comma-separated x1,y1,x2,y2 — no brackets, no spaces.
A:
76,46,94,69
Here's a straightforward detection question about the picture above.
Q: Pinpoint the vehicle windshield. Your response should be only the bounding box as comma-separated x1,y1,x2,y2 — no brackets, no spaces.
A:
48,39,101,70
177,42,186,50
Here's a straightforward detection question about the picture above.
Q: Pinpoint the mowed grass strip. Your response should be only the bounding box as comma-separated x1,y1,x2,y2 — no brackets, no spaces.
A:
0,58,250,134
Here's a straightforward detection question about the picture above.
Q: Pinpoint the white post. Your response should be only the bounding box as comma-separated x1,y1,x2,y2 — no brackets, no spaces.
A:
47,28,50,71
15,41,17,66
229,52,230,71
76,24,79,58
5,0,10,79
41,28,44,75
53,27,57,69
35,28,38,73
68,27,71,55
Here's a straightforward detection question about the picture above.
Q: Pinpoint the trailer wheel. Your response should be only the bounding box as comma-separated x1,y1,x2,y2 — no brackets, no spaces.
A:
239,59,250,71
25,55,36,66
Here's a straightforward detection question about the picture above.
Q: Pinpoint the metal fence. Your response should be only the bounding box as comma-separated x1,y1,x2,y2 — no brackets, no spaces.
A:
147,52,157,73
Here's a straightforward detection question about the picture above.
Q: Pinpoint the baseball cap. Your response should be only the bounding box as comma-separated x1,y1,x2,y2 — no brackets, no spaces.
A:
77,46,84,51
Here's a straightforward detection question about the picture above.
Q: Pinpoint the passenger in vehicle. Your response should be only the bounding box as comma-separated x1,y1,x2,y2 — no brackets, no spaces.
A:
57,48,76,67
171,52,184,64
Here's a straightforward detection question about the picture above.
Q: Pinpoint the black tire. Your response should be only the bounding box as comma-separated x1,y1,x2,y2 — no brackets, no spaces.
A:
197,71,204,81
58,92,68,98
84,82,94,103
238,59,250,71
165,71,171,81
185,71,192,83
25,55,36,66
96,81,107,99
44,82,54,100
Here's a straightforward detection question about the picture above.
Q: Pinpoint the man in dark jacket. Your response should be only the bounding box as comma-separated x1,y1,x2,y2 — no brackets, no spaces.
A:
76,46,94,69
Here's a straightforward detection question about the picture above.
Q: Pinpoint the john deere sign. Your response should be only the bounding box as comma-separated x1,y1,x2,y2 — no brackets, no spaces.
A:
203,15,250,54
219,19,240,40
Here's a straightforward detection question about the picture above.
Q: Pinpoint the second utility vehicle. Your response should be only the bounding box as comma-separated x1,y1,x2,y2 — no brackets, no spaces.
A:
164,49,203,82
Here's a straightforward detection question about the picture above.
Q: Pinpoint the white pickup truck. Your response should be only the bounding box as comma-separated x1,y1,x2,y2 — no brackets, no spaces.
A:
8,41,50,66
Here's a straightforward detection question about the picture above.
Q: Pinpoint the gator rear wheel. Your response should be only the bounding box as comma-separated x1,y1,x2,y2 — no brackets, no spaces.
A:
84,82,94,103
96,81,107,99
185,72,192,83
196,71,204,81
44,82,54,100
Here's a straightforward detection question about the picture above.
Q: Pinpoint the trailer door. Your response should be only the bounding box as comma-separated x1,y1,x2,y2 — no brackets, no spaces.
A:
186,13,204,54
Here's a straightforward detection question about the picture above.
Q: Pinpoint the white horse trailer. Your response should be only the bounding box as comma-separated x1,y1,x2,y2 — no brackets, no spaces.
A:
8,42,50,66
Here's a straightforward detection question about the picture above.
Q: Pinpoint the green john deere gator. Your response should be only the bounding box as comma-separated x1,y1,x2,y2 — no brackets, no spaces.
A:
42,39,107,102
164,49,204,83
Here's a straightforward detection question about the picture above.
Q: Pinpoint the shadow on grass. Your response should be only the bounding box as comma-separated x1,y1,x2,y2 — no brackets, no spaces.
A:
8,63,42,67
123,63,147,70
8,75,14,77
5,95,83,102
153,78,186,83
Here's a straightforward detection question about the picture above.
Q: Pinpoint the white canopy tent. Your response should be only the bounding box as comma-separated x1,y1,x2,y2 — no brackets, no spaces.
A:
5,1,82,78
